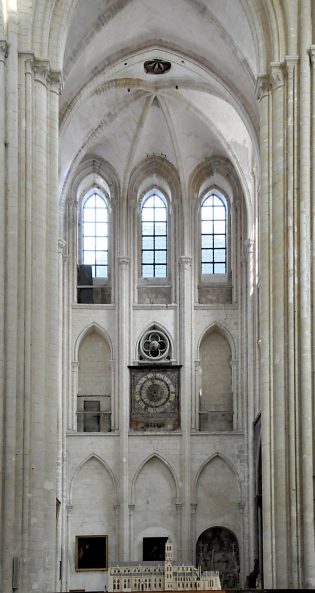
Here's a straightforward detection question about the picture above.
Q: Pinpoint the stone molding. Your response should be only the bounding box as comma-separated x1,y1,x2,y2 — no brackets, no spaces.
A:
58,238,67,255
0,40,8,62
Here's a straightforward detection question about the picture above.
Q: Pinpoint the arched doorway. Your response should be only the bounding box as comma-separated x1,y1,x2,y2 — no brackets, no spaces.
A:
196,526,239,588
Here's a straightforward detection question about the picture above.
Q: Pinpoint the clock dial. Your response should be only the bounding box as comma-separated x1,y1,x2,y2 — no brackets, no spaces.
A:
135,373,176,412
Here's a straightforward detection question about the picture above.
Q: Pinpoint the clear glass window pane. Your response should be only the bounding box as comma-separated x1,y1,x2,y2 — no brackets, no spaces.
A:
155,207,167,221
213,235,225,248
96,237,107,250
155,251,167,263
95,195,105,208
84,237,95,250
142,264,154,277
214,249,226,262
202,263,212,274
214,263,226,273
201,249,212,262
96,251,107,264
142,222,154,236
142,207,154,221
201,235,212,248
201,220,212,234
213,220,225,234
142,251,154,264
95,222,107,236
83,222,95,236
142,237,154,250
83,209,95,222
155,222,166,235
155,265,167,277
96,208,107,223
96,265,107,277
155,236,166,250
83,251,95,265
85,195,96,208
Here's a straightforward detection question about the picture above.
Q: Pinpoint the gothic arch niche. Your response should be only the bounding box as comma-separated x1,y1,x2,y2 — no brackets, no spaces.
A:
132,455,177,560
196,527,240,589
199,327,233,431
77,327,112,431
69,456,116,591
194,455,241,583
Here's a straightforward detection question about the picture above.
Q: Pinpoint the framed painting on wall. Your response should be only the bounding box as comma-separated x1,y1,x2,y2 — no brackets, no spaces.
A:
75,535,108,571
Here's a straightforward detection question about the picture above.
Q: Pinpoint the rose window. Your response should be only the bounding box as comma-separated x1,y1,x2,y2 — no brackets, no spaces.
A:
139,329,170,361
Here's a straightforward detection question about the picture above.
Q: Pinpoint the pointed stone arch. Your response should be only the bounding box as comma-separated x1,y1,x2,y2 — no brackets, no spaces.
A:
193,452,242,504
74,322,113,363
197,321,236,361
69,453,118,504
131,453,180,505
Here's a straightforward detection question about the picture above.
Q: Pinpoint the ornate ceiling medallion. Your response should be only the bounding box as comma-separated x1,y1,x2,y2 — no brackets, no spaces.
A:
144,59,171,75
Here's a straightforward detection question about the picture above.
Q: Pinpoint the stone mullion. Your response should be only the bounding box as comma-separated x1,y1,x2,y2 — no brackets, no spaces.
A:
270,62,289,587
29,59,49,589
285,55,300,588
256,75,273,587
299,2,315,586
179,255,193,561
118,256,130,560
2,9,19,592
0,38,8,591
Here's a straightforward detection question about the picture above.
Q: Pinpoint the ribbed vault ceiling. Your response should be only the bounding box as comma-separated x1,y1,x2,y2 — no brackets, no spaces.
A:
59,0,260,210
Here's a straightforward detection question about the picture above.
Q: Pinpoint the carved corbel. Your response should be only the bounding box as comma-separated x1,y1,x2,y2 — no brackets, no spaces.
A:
270,62,285,91
33,59,50,86
255,75,270,101
49,70,64,95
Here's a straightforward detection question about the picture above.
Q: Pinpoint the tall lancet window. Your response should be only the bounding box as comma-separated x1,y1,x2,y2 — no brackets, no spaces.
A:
82,190,109,278
141,190,167,278
201,192,227,274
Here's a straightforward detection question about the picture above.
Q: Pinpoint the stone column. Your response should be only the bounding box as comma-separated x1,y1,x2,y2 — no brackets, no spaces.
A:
2,8,19,592
0,38,8,591
176,503,182,559
193,360,200,430
244,238,255,570
117,256,130,559
299,4,315,585
128,505,135,560
270,61,289,587
256,75,273,587
285,55,300,588
114,504,120,562
179,255,193,560
71,361,79,430
190,504,197,564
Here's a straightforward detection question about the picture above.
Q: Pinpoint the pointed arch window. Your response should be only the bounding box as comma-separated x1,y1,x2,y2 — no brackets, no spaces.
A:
141,190,167,278
82,190,109,278
201,192,227,274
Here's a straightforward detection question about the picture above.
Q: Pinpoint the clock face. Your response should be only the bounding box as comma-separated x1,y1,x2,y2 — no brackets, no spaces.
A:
135,372,176,413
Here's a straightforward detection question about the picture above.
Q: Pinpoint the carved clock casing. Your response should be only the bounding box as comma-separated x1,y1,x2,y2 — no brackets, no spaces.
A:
130,366,180,431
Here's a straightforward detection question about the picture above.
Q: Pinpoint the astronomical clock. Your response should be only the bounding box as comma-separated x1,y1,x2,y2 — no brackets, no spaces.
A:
130,328,180,431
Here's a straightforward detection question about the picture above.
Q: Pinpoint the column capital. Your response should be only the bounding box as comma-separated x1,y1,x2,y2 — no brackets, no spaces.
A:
66,504,73,516
33,59,50,86
270,62,285,90
255,75,270,101
49,70,63,95
244,238,255,258
71,361,79,371
128,504,135,512
179,255,192,270
190,503,197,513
58,238,67,255
176,502,182,511
114,503,120,511
0,40,8,62
309,45,315,66
118,256,130,268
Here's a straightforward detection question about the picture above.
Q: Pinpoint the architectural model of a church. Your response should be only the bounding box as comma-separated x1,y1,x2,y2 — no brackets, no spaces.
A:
107,541,221,592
